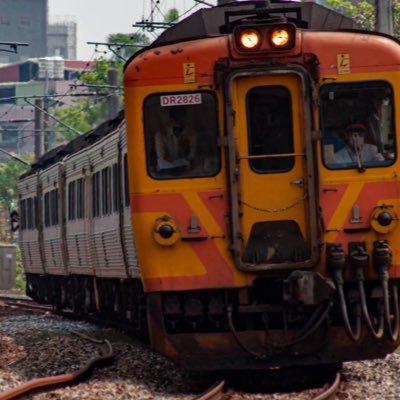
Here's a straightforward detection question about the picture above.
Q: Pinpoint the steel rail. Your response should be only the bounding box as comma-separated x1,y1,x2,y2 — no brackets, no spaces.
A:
193,380,225,400
0,335,114,400
312,372,341,400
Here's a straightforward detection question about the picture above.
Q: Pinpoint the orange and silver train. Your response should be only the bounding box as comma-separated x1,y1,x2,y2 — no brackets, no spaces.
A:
19,1,400,370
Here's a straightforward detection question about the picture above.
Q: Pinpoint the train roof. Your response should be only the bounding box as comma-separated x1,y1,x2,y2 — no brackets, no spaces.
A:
153,0,361,46
20,110,125,178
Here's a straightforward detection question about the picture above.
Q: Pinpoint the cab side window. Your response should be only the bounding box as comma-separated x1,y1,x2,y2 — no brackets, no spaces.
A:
144,92,220,179
320,81,395,169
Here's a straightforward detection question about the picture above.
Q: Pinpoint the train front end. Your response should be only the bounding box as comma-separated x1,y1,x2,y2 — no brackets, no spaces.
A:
124,2,400,370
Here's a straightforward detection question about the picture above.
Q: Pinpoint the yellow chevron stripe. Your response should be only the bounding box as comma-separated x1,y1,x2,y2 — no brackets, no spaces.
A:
326,181,364,241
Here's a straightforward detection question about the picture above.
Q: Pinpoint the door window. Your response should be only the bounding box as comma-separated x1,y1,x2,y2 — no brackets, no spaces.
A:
246,86,294,173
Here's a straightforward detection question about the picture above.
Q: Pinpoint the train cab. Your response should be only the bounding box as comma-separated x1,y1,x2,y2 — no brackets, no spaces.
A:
124,1,400,370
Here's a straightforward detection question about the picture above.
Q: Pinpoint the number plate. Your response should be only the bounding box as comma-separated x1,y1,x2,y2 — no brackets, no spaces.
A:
160,93,202,106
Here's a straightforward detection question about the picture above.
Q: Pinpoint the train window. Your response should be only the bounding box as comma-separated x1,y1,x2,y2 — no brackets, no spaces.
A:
320,81,395,169
124,154,130,207
27,197,33,229
143,92,220,179
112,163,119,213
76,178,85,219
68,179,85,220
246,86,294,173
44,189,58,227
44,192,50,227
102,167,111,215
20,199,26,230
92,172,100,218
51,189,59,225
68,181,76,220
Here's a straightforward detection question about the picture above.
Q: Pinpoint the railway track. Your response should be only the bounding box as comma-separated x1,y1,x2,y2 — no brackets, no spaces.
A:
0,295,343,400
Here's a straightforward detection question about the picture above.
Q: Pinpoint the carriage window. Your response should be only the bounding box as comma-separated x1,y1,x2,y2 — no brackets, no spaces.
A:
69,178,85,220
102,167,111,215
20,196,37,230
76,178,85,219
112,163,119,213
92,172,100,218
246,86,294,173
144,92,220,179
320,81,395,169
68,181,76,220
44,189,58,227
124,154,130,207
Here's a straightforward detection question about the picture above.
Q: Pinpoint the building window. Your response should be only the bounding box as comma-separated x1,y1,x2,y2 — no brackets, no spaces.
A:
1,128,18,145
20,17,31,27
0,16,10,25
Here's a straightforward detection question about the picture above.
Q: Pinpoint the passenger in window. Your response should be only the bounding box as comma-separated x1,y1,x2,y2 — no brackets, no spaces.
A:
334,123,384,165
154,106,197,171
10,210,19,232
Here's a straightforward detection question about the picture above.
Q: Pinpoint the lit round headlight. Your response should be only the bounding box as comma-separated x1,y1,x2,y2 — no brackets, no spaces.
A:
270,29,290,47
239,29,261,49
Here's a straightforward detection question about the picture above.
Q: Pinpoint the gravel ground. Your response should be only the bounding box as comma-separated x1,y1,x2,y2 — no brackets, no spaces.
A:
0,303,400,399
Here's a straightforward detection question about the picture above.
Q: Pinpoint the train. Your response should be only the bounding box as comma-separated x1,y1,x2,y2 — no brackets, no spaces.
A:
18,0,400,371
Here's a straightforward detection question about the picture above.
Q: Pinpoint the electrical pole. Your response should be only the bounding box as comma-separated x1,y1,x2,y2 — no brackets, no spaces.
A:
375,0,393,35
34,98,44,161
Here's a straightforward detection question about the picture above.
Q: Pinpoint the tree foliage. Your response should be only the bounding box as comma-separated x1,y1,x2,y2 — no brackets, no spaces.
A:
53,58,123,142
326,0,400,34
52,31,151,144
0,154,33,211
165,8,179,23
107,33,150,60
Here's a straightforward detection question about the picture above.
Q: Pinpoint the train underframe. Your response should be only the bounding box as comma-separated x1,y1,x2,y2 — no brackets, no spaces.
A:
26,269,400,370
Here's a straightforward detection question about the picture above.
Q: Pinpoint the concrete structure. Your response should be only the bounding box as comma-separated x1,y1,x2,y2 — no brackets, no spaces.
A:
48,19,77,60
0,59,94,161
0,244,16,290
0,0,48,63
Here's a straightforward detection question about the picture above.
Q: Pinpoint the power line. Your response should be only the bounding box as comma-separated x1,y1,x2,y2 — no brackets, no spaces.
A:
0,147,31,166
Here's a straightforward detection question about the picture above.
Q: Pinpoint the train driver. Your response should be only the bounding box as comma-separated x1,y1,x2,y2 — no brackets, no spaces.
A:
334,123,384,165
154,106,197,171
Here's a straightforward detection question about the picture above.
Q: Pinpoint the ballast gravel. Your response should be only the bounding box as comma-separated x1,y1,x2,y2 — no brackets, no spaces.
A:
0,302,400,400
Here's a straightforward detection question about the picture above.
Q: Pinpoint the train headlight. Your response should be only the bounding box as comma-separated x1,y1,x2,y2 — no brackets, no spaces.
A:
270,28,290,48
233,23,296,54
239,29,261,50
371,206,398,234
153,215,180,246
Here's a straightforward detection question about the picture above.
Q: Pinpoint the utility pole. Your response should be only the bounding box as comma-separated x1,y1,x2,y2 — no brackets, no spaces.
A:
34,98,44,161
375,0,393,35
107,68,119,120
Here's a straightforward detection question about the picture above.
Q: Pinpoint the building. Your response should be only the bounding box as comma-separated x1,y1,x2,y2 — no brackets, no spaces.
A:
0,0,48,63
48,18,77,60
0,59,93,162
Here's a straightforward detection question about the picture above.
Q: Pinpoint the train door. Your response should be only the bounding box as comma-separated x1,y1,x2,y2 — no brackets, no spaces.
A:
227,72,319,271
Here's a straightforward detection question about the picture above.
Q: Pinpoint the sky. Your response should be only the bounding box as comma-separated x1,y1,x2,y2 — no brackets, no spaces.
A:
48,0,218,60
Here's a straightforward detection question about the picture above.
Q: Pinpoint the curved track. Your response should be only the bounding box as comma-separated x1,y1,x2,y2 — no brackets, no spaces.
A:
0,332,114,400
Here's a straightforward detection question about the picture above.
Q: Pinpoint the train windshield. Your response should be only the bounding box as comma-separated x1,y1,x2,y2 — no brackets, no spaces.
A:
320,81,395,170
143,92,220,179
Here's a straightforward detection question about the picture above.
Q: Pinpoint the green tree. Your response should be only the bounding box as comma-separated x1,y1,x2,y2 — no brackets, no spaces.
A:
165,8,179,23
326,0,400,34
53,58,123,142
0,153,33,212
107,32,150,60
